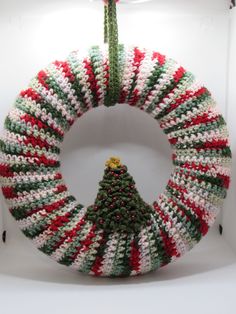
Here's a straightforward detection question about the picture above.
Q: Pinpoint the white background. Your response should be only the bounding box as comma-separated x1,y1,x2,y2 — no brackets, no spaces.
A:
0,1,236,313
223,5,236,252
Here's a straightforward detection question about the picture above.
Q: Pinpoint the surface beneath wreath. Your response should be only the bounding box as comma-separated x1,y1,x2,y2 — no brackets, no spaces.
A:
0,226,235,314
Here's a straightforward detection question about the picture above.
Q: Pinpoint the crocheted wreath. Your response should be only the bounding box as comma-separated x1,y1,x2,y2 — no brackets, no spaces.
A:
0,45,231,277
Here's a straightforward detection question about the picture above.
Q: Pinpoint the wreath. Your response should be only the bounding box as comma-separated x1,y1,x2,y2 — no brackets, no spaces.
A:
0,0,231,277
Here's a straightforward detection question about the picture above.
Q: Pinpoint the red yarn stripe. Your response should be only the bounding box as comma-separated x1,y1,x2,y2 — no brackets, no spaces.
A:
21,151,58,167
118,90,127,104
152,66,186,111
173,66,186,83
22,135,52,150
20,88,42,102
49,211,71,232
142,64,185,111
130,239,141,272
37,70,49,89
166,87,207,115
195,139,228,150
168,180,209,235
178,161,214,172
54,172,62,180
51,218,86,251
54,61,75,83
177,162,230,188
183,112,219,129
153,202,180,259
2,186,17,199
168,137,178,145
83,58,102,104
160,229,179,261
167,197,191,222
20,113,64,137
91,232,106,276
91,256,103,276
217,174,230,189
55,184,67,193
152,51,166,66
26,197,67,217
172,153,177,161
119,48,146,104
20,113,48,130
0,164,14,177
66,225,98,271
128,47,146,106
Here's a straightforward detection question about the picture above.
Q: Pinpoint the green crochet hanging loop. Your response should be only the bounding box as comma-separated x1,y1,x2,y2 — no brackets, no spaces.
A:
104,0,121,107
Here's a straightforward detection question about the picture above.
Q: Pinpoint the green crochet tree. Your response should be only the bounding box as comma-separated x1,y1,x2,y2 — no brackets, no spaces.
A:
86,157,153,233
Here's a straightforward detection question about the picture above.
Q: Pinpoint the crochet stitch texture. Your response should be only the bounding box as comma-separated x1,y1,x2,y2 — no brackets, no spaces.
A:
0,45,231,277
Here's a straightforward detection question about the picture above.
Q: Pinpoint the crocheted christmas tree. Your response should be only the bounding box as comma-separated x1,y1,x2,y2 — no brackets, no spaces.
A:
86,157,153,233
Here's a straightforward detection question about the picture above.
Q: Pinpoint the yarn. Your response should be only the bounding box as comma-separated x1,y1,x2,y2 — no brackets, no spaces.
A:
0,45,231,277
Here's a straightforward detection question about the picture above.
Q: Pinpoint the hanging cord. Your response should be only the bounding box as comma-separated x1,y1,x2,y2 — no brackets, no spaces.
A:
103,0,120,107
104,5,108,43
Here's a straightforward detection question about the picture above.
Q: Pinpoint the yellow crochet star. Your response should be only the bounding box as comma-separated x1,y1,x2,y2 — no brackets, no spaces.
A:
105,156,122,169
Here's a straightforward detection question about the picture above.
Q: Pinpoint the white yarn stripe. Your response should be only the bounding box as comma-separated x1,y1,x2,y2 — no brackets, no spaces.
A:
2,134,60,162
90,46,107,106
135,49,158,102
46,63,82,117
7,188,69,208
99,232,119,276
2,129,60,149
150,73,196,113
30,78,74,125
119,47,135,101
71,232,103,271
109,234,127,276
18,97,65,134
0,152,42,167
138,227,152,274
172,170,223,207
69,222,95,269
50,207,88,261
0,170,60,186
169,105,219,133
170,126,228,145
160,98,215,130
141,59,180,112
157,195,194,258
19,200,74,231
31,203,83,248
68,50,94,110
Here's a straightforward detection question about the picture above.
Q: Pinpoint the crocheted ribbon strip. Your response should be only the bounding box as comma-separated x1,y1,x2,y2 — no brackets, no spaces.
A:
104,0,120,107
0,45,231,277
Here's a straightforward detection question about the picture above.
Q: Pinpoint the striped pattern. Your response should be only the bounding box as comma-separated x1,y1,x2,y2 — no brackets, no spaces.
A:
0,45,231,277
